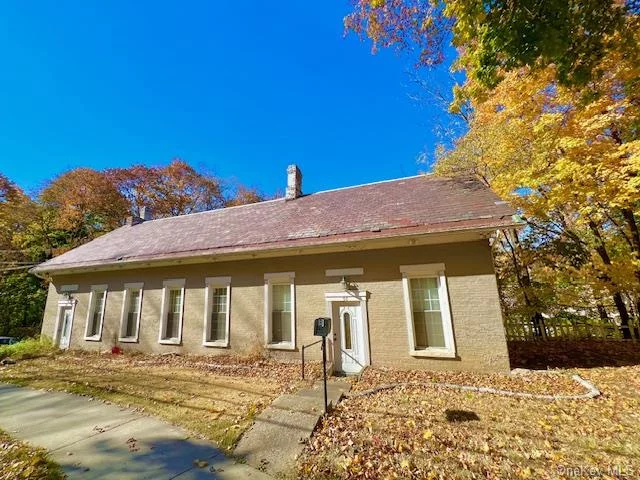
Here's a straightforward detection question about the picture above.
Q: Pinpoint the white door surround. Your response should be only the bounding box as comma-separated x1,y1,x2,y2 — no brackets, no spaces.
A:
54,299,77,350
324,291,371,374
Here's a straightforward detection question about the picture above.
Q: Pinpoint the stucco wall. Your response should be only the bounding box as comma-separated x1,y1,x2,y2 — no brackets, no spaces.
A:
41,240,510,372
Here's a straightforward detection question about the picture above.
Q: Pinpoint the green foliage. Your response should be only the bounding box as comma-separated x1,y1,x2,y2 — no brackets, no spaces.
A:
0,273,47,337
449,0,628,88
0,337,57,361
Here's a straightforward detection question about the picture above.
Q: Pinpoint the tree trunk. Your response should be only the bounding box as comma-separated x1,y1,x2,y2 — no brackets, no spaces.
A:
597,304,609,321
502,230,546,338
588,221,632,339
621,208,640,336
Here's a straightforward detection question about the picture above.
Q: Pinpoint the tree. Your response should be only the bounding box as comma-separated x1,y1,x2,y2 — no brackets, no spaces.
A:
107,159,226,217
345,0,636,91
225,185,265,207
435,23,640,337
40,168,130,246
0,174,48,336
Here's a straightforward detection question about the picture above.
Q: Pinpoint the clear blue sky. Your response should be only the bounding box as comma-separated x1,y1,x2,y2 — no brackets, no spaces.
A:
0,1,455,197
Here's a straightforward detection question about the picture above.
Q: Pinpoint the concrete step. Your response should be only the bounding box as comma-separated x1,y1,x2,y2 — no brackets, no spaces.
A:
234,380,351,477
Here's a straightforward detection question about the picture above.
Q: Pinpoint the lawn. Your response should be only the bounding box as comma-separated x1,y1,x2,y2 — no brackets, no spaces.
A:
0,429,66,480
0,351,319,451
298,365,640,479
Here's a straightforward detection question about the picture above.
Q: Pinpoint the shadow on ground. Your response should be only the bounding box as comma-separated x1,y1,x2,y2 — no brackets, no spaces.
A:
508,339,640,369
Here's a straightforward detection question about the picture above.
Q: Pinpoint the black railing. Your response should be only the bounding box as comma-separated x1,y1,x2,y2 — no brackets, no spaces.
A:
301,339,323,380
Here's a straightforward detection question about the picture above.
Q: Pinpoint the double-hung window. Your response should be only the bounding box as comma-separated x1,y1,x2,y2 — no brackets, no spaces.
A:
159,279,185,344
85,285,107,341
264,272,295,349
203,277,231,347
119,283,143,342
400,264,455,357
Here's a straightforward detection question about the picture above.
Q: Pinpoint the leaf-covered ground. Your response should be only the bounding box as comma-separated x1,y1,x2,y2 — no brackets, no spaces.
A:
0,429,65,480
0,351,321,450
351,367,586,396
299,366,640,479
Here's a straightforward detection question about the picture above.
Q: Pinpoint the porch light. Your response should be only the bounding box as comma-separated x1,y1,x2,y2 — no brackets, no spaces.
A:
340,276,349,290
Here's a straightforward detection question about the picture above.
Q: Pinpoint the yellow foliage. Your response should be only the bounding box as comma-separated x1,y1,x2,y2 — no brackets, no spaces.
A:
436,23,640,312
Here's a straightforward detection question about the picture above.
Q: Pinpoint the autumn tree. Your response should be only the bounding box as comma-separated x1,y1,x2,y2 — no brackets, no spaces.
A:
107,159,226,217
40,168,130,247
224,184,265,207
435,19,640,336
0,174,47,337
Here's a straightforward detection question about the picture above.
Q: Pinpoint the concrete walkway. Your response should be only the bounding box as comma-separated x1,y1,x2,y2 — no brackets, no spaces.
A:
235,379,350,477
0,384,270,480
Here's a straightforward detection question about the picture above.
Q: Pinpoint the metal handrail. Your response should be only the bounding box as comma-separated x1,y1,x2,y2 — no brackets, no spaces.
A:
301,339,323,380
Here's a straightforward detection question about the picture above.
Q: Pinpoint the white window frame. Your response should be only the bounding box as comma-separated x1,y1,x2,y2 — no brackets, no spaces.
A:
264,272,296,350
119,282,144,343
84,284,108,341
158,279,185,345
203,276,231,347
400,263,456,358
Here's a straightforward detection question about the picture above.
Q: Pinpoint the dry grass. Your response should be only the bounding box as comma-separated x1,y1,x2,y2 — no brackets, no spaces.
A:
0,429,65,480
299,365,640,479
0,351,319,451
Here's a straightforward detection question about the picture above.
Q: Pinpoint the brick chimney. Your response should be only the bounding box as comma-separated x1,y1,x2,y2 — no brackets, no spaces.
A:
126,206,153,226
285,165,303,200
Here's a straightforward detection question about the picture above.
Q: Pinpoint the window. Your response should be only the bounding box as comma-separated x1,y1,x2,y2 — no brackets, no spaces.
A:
159,279,185,344
264,272,296,349
85,285,107,341
400,264,455,357
203,277,231,347
119,283,143,342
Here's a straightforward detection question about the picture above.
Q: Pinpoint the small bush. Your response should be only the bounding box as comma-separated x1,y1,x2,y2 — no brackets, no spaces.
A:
0,337,57,361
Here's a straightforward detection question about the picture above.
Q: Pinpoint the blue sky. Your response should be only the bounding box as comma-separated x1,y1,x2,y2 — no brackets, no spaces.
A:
0,1,456,197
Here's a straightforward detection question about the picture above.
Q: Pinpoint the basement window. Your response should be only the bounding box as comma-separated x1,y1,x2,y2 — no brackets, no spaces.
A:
159,279,185,345
400,264,456,358
84,285,107,341
203,277,231,347
264,272,296,350
119,283,143,342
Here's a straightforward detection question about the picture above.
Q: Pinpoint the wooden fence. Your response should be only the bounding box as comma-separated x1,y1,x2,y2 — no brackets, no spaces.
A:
504,316,640,341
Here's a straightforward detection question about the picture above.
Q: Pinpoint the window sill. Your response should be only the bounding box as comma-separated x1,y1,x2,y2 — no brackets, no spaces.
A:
266,342,295,351
410,348,456,359
84,336,101,342
118,337,139,343
203,341,229,348
159,338,181,345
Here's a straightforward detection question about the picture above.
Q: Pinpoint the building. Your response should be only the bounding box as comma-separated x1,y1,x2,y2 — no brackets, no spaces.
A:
32,166,517,373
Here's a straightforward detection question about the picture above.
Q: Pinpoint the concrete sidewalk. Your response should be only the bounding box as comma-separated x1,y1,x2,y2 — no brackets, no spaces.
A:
0,384,271,480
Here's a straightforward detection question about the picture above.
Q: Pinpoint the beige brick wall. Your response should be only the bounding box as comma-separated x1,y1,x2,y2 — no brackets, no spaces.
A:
41,240,511,372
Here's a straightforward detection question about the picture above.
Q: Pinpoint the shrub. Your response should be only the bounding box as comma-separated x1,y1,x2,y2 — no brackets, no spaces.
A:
0,337,57,361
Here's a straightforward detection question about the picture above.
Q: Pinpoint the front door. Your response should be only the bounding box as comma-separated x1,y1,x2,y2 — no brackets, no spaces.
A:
339,304,365,374
58,307,73,350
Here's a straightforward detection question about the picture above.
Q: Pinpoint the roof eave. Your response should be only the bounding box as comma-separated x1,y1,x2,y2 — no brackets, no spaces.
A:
31,220,519,277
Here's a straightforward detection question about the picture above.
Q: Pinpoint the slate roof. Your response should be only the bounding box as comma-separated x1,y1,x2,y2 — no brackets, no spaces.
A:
33,174,517,273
